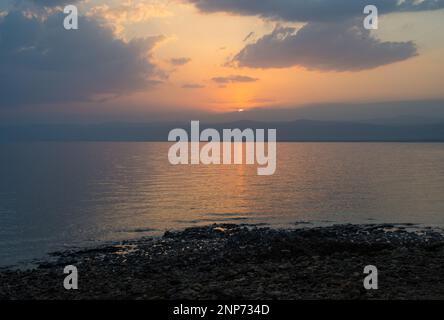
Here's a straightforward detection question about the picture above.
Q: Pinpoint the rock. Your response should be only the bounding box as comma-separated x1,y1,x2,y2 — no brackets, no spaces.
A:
2,223,444,300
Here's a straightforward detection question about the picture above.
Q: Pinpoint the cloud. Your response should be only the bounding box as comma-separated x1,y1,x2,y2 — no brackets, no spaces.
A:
182,83,205,89
88,1,172,37
211,75,259,84
233,22,417,71
0,10,165,107
188,0,440,71
187,0,444,22
170,57,192,66
23,0,82,8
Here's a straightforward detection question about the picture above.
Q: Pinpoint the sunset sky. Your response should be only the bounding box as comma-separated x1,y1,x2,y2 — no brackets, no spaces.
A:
0,0,443,123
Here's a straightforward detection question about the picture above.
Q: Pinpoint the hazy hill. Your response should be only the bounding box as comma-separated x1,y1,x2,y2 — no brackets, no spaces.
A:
1,120,444,142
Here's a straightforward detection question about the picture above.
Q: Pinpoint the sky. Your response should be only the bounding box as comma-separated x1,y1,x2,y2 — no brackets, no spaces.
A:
0,0,443,123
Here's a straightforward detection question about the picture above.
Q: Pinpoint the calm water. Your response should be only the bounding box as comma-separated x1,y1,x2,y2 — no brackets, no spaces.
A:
1,142,444,266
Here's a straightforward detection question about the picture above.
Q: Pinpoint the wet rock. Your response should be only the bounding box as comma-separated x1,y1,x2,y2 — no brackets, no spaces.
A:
1,223,444,300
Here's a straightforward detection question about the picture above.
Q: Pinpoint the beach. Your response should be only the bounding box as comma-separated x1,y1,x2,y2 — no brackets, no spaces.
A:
1,223,444,300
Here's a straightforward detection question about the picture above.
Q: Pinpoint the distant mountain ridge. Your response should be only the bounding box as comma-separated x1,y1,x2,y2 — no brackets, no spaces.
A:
1,120,444,142
205,100,444,125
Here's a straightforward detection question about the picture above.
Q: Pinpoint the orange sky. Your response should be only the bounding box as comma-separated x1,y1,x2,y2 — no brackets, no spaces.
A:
0,0,443,122
76,1,444,114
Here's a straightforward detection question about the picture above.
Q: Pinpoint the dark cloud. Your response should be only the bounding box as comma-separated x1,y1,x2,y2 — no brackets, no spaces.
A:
6,0,81,10
189,0,436,71
233,22,417,71
170,57,192,66
24,0,81,7
0,10,164,107
188,0,444,22
182,83,205,89
212,75,258,84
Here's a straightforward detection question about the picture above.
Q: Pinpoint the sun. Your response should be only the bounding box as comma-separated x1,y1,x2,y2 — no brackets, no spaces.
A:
238,108,245,113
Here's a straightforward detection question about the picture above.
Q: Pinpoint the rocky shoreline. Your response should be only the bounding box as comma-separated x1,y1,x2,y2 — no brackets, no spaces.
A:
1,223,444,300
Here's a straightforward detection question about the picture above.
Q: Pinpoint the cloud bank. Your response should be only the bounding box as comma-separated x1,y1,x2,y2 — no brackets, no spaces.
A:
233,22,418,71
0,10,164,107
17,0,82,8
189,0,442,71
188,0,444,22
28,0,81,7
